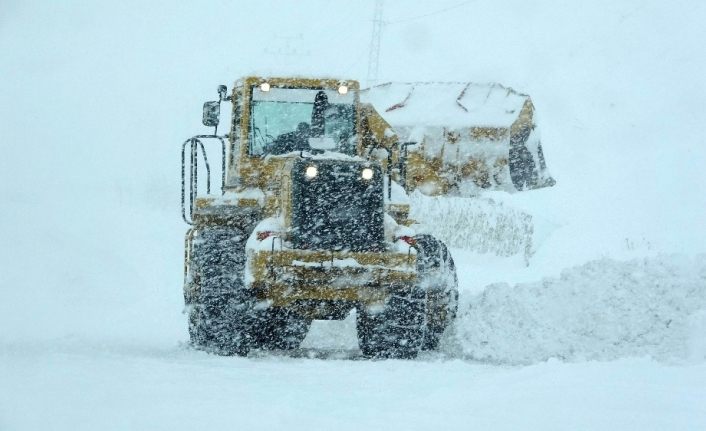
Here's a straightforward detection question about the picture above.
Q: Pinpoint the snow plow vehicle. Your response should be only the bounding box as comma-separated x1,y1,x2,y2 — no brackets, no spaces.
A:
181,76,458,359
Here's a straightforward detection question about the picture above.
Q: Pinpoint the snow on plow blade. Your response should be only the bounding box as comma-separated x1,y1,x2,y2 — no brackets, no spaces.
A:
362,81,555,194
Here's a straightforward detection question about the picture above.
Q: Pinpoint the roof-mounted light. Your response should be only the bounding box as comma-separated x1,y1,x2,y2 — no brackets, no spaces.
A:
260,82,271,92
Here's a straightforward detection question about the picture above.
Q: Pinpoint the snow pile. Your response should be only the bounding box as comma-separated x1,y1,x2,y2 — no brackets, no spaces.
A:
410,191,533,262
453,255,706,364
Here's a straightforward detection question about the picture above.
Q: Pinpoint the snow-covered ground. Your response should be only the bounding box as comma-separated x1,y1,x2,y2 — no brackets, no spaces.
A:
2,0,706,429
2,345,704,430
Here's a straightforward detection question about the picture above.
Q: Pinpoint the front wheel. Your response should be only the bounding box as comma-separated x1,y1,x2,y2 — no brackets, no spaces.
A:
356,286,426,359
186,227,260,356
257,308,312,351
414,235,459,351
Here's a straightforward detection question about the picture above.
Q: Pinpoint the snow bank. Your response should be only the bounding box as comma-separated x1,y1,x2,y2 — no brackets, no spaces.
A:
452,255,706,364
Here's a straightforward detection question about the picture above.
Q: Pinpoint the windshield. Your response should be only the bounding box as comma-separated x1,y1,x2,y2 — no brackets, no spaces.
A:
249,87,357,156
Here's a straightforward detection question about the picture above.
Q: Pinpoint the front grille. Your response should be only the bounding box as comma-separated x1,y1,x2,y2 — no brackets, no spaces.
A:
291,159,384,252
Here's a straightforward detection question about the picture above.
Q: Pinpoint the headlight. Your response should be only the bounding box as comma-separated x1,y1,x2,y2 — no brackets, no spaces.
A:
361,167,374,180
260,82,270,92
337,85,348,95
305,165,318,178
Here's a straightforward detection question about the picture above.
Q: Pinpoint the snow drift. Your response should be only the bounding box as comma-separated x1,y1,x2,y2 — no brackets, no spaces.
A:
452,255,706,364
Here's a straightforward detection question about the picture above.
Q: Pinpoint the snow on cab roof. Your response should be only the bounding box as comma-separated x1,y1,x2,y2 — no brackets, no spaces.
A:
361,82,530,129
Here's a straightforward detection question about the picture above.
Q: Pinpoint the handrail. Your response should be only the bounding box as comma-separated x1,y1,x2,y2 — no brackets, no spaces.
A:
181,135,227,224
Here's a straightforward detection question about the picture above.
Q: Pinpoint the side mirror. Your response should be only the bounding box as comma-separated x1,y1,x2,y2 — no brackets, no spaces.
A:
202,101,220,128
217,85,228,101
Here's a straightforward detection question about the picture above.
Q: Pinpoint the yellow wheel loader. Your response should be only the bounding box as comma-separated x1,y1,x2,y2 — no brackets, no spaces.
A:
181,77,458,358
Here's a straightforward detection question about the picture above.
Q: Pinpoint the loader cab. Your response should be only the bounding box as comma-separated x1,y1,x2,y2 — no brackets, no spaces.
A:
228,77,362,190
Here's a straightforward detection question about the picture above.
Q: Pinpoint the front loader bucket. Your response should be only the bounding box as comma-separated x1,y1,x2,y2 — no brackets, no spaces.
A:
362,81,555,195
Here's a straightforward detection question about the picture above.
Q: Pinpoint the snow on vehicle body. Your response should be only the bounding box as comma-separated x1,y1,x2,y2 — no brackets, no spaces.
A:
181,77,458,358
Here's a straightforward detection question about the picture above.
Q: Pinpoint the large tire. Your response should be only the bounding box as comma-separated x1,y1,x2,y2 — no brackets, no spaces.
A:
356,285,427,359
355,236,458,359
413,235,459,351
187,226,261,356
257,308,312,351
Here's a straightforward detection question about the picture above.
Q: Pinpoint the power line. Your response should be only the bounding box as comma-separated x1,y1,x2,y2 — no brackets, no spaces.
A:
367,0,384,86
387,0,475,25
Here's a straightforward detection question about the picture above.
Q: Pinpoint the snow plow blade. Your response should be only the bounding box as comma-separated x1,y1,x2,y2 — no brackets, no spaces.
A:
362,81,555,194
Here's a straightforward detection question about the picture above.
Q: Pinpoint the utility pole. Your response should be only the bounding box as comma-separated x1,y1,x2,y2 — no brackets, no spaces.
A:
367,0,384,87
264,34,311,57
